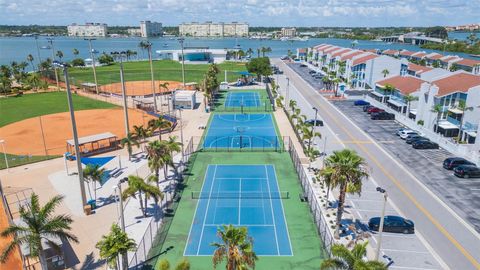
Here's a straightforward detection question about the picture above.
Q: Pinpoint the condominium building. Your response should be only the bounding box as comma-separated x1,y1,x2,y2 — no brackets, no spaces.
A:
67,23,108,37
127,28,141,37
179,22,249,37
140,21,163,37
281,27,297,37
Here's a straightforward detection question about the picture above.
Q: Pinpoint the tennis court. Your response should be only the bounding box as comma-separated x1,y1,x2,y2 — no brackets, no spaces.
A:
184,164,292,256
203,114,279,149
225,92,261,108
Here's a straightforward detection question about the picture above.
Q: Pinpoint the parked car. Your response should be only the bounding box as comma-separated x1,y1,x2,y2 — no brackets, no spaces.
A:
399,130,418,139
371,112,395,120
368,215,414,234
366,107,384,114
354,100,370,106
453,165,480,178
309,70,317,74
313,74,323,79
443,157,476,170
280,56,289,60
363,105,374,112
300,64,307,67
396,128,409,136
406,136,429,144
412,140,439,149
305,119,324,126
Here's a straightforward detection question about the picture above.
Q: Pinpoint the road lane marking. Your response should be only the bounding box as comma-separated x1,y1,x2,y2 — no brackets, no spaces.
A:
279,61,477,269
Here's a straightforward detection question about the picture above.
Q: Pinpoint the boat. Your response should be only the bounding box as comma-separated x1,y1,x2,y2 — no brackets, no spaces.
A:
470,54,480,58
40,46,51,49
163,43,168,47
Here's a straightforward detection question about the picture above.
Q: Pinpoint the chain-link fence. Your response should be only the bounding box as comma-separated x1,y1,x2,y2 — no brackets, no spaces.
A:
189,136,290,152
287,137,334,255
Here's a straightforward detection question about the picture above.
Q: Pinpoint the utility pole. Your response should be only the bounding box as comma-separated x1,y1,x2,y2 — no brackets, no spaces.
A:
112,52,131,136
47,38,60,90
114,177,128,270
85,38,99,94
34,35,42,67
178,38,186,87
145,41,159,113
53,61,87,209
375,187,388,261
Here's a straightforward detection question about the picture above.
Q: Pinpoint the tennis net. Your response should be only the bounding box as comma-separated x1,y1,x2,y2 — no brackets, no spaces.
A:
191,191,290,199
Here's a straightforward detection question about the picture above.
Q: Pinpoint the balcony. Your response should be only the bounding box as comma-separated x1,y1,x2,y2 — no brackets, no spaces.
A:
447,116,460,127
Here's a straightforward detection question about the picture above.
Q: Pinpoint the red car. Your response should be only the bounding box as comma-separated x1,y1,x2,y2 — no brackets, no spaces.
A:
367,107,384,114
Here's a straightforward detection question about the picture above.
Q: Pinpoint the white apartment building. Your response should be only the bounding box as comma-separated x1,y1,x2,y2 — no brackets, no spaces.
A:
281,28,297,37
140,21,163,37
67,23,108,37
179,22,249,37
127,28,141,36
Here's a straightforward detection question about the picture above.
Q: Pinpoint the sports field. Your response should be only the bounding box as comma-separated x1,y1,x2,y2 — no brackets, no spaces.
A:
149,152,326,269
213,89,272,113
67,60,247,86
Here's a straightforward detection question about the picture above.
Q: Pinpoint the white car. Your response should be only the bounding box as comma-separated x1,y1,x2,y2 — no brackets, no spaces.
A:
399,130,418,139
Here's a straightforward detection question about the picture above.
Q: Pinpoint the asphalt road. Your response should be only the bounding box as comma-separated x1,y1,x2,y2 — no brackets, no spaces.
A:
274,58,480,270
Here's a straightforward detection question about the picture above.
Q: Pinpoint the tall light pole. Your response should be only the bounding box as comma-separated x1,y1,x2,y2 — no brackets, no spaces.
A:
111,52,130,136
286,77,290,106
0,140,9,171
143,41,159,113
84,38,99,94
310,107,319,149
375,187,388,261
53,61,87,209
46,38,60,90
178,108,185,163
178,38,186,87
34,35,42,68
114,177,128,270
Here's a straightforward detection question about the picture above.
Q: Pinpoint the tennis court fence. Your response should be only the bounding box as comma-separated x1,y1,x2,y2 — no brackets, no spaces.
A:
191,191,290,199
265,80,276,111
287,137,334,256
189,136,291,152
212,98,274,113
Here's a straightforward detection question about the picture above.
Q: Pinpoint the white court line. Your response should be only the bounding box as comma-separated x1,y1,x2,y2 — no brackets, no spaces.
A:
183,165,211,256
390,266,439,270
203,224,275,227
196,165,218,256
265,165,280,256
238,178,242,225
271,164,294,256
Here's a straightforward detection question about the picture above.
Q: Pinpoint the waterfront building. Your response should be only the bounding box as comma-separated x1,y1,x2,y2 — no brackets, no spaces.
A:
372,75,426,114
425,53,443,66
156,48,235,63
67,23,107,37
140,21,163,37
128,28,141,37
439,55,462,70
398,50,416,60
281,27,297,37
179,22,248,37
410,51,427,62
454,58,480,75
407,63,432,77
382,49,399,58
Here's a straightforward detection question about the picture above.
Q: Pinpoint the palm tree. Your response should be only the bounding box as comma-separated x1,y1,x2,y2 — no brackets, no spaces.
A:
96,224,136,270
133,125,150,152
449,63,459,72
27,54,35,71
288,99,297,113
302,125,321,149
321,149,369,239
256,48,260,58
246,48,254,58
146,140,168,189
211,225,258,270
120,132,140,161
381,68,390,78
382,84,395,101
431,104,443,133
454,100,474,143
305,146,321,169
0,193,78,270
158,82,170,112
122,175,163,217
27,72,41,91
83,164,106,201
72,48,79,58
322,76,331,90
320,242,387,270
56,50,64,61
148,117,172,140
403,94,418,116
276,95,284,108
175,258,191,270
164,136,182,179
332,77,341,97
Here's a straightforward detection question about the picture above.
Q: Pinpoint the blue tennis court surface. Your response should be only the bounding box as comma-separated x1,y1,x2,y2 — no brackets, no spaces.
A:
184,165,292,256
225,92,261,107
203,114,279,149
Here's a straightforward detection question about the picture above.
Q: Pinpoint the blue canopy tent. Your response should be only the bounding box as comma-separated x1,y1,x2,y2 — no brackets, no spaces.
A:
81,156,115,167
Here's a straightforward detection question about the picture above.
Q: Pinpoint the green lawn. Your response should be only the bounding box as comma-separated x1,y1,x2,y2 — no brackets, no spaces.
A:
147,152,326,270
67,60,247,86
0,153,60,170
0,92,117,127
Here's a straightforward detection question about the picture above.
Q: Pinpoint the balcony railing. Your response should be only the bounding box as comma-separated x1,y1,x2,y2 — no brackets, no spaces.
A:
447,116,461,126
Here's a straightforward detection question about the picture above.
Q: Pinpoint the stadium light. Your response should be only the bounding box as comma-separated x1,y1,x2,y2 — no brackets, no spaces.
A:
110,52,130,136
84,38,99,94
52,60,88,210
46,38,60,90
178,38,186,87
375,187,388,261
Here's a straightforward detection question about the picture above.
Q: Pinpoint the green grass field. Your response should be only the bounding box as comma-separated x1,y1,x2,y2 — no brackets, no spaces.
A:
67,60,247,86
0,92,117,127
147,152,326,270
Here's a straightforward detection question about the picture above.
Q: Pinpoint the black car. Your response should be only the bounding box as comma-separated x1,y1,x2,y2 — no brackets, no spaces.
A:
405,135,429,144
305,119,324,126
443,157,476,170
309,70,317,74
300,64,307,67
453,165,480,178
412,140,439,149
368,215,414,234
371,112,395,120
363,105,374,112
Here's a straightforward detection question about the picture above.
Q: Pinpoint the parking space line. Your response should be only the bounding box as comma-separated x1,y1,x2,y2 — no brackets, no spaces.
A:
382,248,431,254
390,266,439,270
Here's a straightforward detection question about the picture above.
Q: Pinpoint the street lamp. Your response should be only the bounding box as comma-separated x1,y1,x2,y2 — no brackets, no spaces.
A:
178,108,185,164
0,140,9,171
84,38,99,94
113,177,128,270
34,35,42,68
309,107,319,149
46,38,60,90
111,51,130,136
178,38,186,87
375,186,388,261
286,77,290,106
52,61,87,209
143,41,159,113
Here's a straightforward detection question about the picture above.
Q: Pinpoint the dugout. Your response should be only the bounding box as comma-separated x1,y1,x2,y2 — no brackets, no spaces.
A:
173,90,197,109
66,132,119,156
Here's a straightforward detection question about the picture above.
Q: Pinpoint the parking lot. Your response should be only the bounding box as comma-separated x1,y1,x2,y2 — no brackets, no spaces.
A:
332,100,480,233
287,63,326,92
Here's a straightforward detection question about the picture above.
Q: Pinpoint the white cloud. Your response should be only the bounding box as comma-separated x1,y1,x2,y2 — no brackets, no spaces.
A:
0,0,477,26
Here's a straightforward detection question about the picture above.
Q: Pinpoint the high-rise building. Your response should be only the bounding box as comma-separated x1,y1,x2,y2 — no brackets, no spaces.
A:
67,23,108,37
179,22,249,37
140,21,163,37
281,27,297,38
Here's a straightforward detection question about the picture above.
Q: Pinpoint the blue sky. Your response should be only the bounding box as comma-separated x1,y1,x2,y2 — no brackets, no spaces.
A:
0,0,479,27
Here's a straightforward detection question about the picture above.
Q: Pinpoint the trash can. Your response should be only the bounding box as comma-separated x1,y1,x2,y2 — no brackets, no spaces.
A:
87,199,96,210
83,205,92,215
